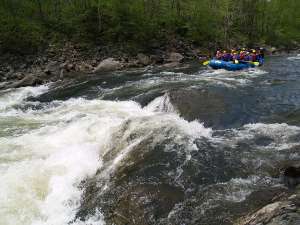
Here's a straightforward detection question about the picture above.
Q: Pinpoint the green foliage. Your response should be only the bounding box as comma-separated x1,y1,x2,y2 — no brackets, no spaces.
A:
0,0,299,54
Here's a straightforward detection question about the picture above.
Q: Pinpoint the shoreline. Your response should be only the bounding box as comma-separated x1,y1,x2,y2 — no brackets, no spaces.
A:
0,43,299,90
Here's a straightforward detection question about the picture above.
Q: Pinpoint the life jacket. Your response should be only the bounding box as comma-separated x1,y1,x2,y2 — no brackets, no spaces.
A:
239,52,245,60
244,55,251,61
251,53,256,62
223,53,231,61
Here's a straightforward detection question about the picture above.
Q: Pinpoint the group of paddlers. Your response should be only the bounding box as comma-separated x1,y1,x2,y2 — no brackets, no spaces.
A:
214,48,264,63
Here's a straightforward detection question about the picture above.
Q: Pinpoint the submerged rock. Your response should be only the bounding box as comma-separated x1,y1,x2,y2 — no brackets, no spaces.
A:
168,89,228,128
76,130,187,225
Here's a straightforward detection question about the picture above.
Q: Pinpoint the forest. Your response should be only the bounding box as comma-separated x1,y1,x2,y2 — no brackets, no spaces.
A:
0,0,299,54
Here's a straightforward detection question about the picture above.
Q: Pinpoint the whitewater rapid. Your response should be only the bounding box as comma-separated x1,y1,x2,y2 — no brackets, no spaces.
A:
1,58,299,225
0,85,211,225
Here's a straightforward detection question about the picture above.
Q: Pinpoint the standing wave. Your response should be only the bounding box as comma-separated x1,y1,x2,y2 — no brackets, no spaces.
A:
0,86,211,225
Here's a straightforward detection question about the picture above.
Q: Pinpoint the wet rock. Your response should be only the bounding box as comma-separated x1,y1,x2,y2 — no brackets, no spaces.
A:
79,62,93,72
168,186,288,225
283,166,300,188
166,52,184,63
9,74,43,88
150,54,164,64
126,59,140,68
168,89,227,128
137,53,151,66
44,61,60,75
236,191,300,225
76,125,189,225
161,62,180,68
110,184,183,225
91,59,98,67
66,63,75,71
16,72,25,80
5,66,15,79
93,58,122,72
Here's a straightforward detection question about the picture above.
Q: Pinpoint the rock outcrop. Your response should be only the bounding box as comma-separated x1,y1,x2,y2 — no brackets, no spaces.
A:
8,74,43,88
168,89,228,128
93,58,122,72
166,52,184,63
236,190,300,225
283,166,300,188
137,53,151,66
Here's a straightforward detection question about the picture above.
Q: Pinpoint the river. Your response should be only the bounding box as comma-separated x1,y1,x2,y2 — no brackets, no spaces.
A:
1,55,300,225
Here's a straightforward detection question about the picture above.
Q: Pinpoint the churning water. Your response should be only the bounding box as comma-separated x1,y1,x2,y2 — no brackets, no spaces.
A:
1,55,300,225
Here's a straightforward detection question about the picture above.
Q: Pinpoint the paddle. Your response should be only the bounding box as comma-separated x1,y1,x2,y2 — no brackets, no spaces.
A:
202,60,210,66
251,61,260,66
237,60,260,66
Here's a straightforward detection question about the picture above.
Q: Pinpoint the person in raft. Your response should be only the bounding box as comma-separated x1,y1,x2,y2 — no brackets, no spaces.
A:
214,48,264,63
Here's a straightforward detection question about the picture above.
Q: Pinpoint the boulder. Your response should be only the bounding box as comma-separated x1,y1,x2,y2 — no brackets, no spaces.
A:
161,62,180,68
66,63,75,71
137,53,151,66
5,66,15,80
168,89,227,128
16,72,25,80
9,74,42,88
81,62,94,71
166,52,184,63
91,60,98,67
236,192,300,225
44,61,60,75
150,55,164,64
93,58,122,72
126,59,140,68
59,61,75,72
283,166,300,188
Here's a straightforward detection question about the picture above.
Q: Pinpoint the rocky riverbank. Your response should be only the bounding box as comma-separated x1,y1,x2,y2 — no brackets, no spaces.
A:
2,41,298,91
0,41,207,90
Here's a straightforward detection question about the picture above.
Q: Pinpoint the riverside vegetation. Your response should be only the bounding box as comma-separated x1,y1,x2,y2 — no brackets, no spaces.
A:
1,1,300,225
0,0,300,88
1,0,300,54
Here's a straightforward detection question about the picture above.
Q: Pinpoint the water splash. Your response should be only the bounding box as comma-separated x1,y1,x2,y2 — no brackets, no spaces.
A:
0,86,212,225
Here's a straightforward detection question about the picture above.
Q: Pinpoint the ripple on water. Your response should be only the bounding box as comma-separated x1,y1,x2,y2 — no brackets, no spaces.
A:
0,58,298,225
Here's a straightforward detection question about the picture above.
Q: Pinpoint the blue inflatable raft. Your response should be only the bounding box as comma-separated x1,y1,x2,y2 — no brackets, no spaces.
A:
208,59,262,71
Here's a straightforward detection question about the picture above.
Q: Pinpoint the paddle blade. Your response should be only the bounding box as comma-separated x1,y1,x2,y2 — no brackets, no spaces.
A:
202,60,210,66
253,62,259,66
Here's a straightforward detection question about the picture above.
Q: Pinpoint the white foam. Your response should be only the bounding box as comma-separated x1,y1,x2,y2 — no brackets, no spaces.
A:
226,123,300,151
0,87,212,225
196,67,268,88
71,210,105,225
288,54,300,60
0,85,49,112
145,93,177,113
